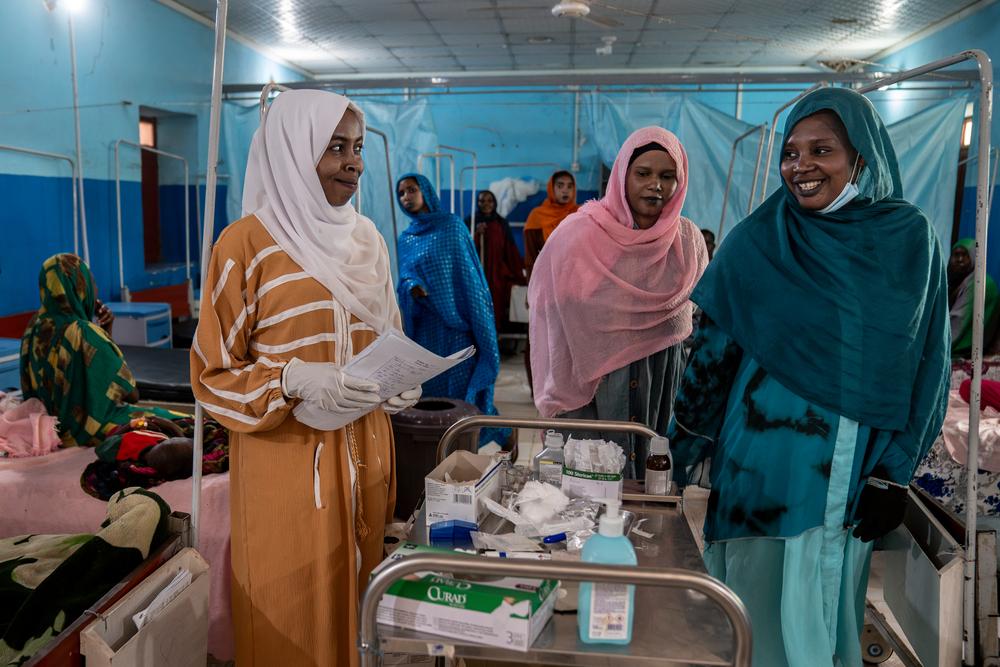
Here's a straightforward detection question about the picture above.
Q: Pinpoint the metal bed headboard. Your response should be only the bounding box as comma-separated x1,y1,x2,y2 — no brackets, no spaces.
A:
458,161,563,233
416,151,456,214
0,144,84,263
856,51,993,665
113,139,192,305
718,123,766,239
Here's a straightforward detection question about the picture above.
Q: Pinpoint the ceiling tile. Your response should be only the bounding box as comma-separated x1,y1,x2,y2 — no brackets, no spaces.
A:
169,0,985,76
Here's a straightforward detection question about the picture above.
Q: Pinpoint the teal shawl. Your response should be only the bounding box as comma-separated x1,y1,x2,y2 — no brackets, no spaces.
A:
693,87,950,432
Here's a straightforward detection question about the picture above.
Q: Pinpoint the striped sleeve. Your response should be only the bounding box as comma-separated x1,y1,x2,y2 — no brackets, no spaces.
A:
190,227,291,433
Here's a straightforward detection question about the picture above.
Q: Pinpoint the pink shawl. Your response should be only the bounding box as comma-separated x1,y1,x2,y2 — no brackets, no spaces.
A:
528,126,708,417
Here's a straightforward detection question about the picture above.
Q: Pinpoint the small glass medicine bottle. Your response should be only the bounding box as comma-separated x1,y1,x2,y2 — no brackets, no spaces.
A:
644,436,671,496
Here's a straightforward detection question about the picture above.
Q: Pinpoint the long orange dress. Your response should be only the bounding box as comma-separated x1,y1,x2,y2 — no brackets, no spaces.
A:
191,215,395,666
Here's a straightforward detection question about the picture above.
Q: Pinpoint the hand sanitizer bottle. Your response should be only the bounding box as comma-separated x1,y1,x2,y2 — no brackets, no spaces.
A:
532,430,565,486
578,498,637,645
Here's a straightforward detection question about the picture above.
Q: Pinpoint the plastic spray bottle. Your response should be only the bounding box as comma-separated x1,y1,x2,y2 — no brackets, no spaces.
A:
578,497,637,645
532,430,565,486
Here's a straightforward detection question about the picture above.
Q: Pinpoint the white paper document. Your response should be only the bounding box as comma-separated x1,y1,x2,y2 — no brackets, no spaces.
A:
132,568,193,631
293,329,475,431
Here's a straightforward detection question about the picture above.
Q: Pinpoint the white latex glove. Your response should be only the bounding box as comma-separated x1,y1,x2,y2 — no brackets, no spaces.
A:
381,387,422,415
281,358,381,414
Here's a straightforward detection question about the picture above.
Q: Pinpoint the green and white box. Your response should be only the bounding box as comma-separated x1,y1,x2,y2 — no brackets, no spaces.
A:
373,543,559,651
561,467,623,500
424,450,502,527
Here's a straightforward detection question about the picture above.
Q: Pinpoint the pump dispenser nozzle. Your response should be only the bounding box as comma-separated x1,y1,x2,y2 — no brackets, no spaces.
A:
597,497,624,537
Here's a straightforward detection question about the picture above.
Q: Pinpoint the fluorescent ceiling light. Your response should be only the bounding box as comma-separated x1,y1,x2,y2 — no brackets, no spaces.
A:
63,0,86,13
278,0,298,42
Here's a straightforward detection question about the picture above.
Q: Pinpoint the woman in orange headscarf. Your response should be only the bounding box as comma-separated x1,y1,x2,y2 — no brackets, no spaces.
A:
523,170,578,273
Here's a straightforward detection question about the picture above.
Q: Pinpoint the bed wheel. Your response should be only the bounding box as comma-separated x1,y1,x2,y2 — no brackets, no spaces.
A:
862,623,893,664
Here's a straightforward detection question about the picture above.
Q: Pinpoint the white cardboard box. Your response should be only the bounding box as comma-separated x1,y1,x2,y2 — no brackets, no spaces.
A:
80,547,209,667
424,450,502,527
374,542,559,651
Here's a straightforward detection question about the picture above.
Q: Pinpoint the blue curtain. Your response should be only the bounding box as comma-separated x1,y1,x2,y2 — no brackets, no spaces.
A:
583,91,967,247
219,97,439,280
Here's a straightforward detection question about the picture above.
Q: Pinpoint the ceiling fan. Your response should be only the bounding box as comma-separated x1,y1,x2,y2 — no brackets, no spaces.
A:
467,1,771,44
467,1,623,28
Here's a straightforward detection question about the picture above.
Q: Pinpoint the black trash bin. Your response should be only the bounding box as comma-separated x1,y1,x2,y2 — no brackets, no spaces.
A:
389,397,480,521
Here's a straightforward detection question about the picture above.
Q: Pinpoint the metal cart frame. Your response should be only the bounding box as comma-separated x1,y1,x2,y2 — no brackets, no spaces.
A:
359,553,753,667
365,415,749,666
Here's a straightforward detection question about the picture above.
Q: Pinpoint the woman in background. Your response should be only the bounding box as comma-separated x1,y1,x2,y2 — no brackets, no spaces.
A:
523,170,579,273
397,173,506,447
470,189,526,337
948,237,999,357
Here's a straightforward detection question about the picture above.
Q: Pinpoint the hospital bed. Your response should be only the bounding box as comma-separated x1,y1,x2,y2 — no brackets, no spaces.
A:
20,512,189,667
0,447,234,661
120,344,194,405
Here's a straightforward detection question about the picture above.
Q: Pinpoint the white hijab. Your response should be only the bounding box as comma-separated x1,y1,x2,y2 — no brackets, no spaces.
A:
242,89,400,332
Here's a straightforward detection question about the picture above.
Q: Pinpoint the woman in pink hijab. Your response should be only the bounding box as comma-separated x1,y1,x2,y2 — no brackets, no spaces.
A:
528,127,708,478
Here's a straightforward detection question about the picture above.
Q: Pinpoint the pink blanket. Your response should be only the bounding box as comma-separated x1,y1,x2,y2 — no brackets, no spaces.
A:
0,394,60,457
0,447,234,659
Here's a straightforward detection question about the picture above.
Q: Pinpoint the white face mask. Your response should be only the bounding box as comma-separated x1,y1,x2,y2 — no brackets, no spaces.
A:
817,153,862,215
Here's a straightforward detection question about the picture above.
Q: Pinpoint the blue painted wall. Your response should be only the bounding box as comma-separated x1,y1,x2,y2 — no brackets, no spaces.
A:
877,1,1000,277
0,0,304,316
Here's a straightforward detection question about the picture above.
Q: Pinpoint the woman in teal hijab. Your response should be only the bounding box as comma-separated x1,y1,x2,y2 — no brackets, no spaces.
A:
948,237,999,357
669,88,950,665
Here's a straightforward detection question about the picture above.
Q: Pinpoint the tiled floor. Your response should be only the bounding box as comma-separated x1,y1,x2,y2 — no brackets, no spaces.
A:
494,351,911,666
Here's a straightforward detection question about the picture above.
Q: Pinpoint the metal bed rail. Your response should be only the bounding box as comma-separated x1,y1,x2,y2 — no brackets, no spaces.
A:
367,126,400,265
439,144,479,253
114,139,192,303
0,144,82,262
259,81,290,121
856,50,993,665
717,123,766,238
417,151,456,213
358,552,753,667
456,162,563,256
458,161,562,198
436,414,659,463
